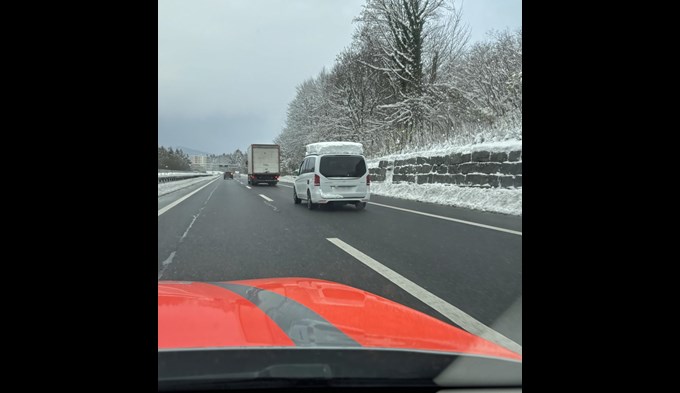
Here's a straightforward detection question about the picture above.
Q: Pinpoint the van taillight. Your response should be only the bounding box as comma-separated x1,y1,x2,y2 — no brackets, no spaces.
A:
366,174,371,185
314,174,320,186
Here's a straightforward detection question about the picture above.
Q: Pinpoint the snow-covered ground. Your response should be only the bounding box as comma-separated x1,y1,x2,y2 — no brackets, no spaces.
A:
158,171,203,179
158,175,219,197
278,174,520,215
370,182,521,215
364,139,522,215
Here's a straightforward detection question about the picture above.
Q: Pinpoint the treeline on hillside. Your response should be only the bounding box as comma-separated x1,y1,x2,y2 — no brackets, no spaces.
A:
275,0,521,173
158,146,192,171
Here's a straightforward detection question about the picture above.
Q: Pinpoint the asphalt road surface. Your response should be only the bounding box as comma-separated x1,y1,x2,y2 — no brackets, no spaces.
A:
158,175,522,354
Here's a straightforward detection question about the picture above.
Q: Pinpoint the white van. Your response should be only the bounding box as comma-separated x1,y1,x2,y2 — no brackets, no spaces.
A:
293,142,370,210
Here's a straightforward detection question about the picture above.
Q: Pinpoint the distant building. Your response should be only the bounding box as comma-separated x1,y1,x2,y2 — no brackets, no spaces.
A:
189,154,241,172
190,155,207,166
189,155,207,172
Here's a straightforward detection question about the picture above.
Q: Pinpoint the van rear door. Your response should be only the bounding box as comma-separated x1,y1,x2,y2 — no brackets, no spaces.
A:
318,155,368,198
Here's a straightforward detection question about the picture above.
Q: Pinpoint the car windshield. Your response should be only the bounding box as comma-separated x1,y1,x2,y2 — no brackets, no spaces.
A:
319,156,366,178
158,0,522,390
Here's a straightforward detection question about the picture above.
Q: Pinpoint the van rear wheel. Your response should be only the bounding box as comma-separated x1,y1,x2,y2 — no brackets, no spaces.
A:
307,191,316,210
355,202,366,210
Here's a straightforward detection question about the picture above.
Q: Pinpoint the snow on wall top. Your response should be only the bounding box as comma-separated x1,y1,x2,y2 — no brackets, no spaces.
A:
305,142,363,156
366,139,522,167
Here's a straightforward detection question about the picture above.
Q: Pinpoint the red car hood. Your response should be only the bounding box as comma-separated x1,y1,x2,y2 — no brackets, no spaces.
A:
158,277,521,361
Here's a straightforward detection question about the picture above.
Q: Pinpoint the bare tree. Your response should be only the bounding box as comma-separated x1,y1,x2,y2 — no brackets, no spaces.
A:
355,0,470,150
455,28,522,119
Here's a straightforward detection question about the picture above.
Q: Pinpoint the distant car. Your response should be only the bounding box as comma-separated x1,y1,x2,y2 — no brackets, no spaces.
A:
224,171,233,179
294,142,370,210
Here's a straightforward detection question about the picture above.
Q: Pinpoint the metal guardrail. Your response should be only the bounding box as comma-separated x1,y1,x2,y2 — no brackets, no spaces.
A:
158,171,212,184
158,169,198,173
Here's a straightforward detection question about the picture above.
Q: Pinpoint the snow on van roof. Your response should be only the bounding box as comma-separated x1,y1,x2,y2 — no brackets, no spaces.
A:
305,142,363,155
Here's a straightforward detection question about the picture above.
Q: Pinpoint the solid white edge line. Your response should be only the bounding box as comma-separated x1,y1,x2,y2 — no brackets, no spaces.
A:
158,178,219,217
246,186,252,189
327,237,522,355
368,201,521,236
259,194,274,202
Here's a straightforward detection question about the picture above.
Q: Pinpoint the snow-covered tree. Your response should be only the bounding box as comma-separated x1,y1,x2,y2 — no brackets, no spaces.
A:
232,149,245,171
274,2,521,160
158,146,192,171
454,28,522,119
355,0,470,150
275,76,325,172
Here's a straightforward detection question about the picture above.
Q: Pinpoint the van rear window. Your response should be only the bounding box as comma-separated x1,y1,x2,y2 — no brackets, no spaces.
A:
319,156,366,177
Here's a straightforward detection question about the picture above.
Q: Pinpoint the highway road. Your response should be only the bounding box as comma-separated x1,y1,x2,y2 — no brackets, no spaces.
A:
158,175,522,354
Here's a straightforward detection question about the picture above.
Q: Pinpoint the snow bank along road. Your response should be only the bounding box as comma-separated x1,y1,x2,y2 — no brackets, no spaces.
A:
158,176,522,355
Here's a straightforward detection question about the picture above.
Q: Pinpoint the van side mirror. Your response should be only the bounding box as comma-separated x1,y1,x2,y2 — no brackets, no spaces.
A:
293,169,299,176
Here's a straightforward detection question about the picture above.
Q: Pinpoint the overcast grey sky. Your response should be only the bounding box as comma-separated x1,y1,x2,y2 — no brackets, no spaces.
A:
158,0,521,155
